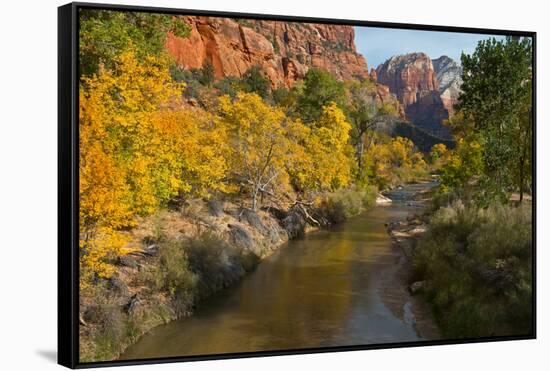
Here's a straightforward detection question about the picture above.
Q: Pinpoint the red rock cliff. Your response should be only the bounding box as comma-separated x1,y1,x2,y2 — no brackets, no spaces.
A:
376,53,452,139
375,52,439,107
166,16,370,87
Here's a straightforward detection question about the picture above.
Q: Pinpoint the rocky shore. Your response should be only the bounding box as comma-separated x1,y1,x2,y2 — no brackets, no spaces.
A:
380,183,441,340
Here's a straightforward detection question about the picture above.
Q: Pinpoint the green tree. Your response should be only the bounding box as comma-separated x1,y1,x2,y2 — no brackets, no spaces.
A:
79,9,191,76
241,66,272,99
197,62,216,86
298,68,346,123
439,137,484,193
459,36,532,201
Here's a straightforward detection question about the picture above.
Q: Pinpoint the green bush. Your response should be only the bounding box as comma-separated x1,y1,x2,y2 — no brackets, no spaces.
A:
317,186,378,224
413,201,533,337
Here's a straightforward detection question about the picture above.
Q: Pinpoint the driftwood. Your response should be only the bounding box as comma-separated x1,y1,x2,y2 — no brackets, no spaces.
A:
291,200,320,226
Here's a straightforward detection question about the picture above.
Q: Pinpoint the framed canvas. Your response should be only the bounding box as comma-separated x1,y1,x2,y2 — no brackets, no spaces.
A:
58,2,536,368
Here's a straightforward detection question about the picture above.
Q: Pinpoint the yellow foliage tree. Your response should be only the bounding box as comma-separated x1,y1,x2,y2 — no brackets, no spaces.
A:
298,103,355,191
151,109,230,197
79,48,228,279
364,136,427,189
219,92,302,210
429,143,451,169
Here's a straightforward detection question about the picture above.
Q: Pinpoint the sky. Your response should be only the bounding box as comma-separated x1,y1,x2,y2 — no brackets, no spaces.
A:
354,27,505,69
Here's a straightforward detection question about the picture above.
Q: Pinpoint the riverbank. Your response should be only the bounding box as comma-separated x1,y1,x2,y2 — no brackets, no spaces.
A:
409,197,533,338
381,182,441,340
385,184,533,339
384,213,441,340
80,187,379,361
80,198,296,361
119,183,438,359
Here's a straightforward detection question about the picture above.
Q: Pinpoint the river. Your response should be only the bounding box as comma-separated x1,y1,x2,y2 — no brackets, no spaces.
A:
120,182,439,360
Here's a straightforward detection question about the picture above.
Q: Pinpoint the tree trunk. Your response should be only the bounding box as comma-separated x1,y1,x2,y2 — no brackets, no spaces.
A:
252,187,258,211
356,129,365,180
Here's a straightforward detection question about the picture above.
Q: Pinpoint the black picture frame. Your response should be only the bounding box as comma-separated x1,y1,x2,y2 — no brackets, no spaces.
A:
58,2,537,368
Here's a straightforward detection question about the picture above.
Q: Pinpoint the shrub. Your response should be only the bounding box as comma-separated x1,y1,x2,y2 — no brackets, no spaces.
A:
139,240,197,317
315,186,377,225
413,201,533,337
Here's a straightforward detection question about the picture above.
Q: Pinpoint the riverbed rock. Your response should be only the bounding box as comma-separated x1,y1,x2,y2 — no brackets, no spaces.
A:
282,208,307,239
406,214,424,225
407,226,428,235
376,193,393,204
241,209,267,234
227,223,254,249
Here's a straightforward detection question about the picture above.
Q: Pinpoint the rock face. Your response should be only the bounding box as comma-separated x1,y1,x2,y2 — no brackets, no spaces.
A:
404,91,451,139
376,53,452,139
432,56,463,115
166,16,370,87
376,53,439,106
369,68,378,82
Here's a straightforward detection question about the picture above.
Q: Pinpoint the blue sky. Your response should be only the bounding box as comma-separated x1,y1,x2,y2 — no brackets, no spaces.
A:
354,27,504,69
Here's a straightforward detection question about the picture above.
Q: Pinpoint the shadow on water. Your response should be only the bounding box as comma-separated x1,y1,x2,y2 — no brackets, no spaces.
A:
120,182,437,360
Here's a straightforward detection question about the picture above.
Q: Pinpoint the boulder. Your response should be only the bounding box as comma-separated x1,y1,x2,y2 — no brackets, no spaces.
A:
282,208,307,239
142,244,159,257
124,294,141,315
227,224,254,249
241,209,266,233
376,193,393,204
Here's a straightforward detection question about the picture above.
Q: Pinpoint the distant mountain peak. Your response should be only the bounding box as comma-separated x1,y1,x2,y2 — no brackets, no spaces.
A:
375,52,453,140
432,56,463,115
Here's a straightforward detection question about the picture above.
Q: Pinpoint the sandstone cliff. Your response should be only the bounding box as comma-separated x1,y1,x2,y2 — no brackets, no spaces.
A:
375,53,438,107
376,53,453,139
166,16,370,87
432,55,463,115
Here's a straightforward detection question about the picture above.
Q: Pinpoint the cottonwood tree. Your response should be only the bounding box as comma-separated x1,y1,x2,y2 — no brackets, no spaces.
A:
298,68,346,123
300,103,355,191
219,93,297,210
79,49,228,279
345,79,401,183
459,36,532,202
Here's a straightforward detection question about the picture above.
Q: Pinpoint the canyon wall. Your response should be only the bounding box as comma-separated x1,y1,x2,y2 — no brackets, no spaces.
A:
166,16,370,87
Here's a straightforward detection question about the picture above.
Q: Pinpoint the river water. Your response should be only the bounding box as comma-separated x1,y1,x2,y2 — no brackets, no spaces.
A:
120,183,437,360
